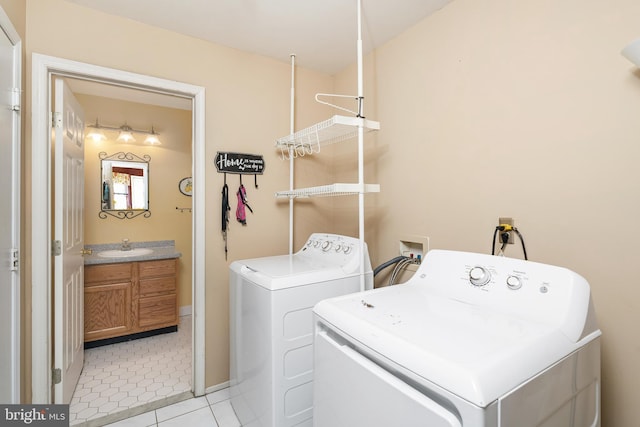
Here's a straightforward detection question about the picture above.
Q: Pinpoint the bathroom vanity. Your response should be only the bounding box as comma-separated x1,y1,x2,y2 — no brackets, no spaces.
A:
83,241,181,346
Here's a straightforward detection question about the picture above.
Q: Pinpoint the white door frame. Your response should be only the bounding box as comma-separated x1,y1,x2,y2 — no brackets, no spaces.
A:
0,5,22,404
31,53,206,403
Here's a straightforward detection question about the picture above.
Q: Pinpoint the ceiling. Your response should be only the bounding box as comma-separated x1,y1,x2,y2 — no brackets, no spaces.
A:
67,0,452,75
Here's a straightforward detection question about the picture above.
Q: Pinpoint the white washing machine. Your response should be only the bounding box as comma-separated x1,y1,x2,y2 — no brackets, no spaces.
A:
313,249,601,427
229,233,373,427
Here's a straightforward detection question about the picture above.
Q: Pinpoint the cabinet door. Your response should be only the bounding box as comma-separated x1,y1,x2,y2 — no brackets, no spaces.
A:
84,281,133,341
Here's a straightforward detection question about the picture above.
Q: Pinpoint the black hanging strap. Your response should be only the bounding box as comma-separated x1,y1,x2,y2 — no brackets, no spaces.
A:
221,176,231,260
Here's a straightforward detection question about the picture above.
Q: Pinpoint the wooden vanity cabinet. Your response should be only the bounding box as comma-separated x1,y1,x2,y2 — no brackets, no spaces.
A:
84,259,178,343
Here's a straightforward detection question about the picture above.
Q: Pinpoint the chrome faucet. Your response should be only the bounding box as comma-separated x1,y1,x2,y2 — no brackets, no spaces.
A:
121,238,131,251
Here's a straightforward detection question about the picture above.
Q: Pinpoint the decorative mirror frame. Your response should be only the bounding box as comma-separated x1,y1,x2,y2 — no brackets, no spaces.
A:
99,151,151,219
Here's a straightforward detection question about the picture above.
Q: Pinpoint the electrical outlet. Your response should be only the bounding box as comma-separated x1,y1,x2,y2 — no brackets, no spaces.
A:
498,217,514,244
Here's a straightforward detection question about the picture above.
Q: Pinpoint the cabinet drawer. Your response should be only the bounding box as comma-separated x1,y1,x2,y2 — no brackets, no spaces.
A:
139,294,177,327
139,259,176,278
140,276,176,297
85,263,133,284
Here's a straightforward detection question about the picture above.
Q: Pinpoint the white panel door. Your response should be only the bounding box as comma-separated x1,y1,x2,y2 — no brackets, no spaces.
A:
0,8,21,404
54,77,85,404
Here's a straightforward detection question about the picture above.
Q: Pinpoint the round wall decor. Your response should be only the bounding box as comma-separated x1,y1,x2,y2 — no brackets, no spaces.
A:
179,177,193,196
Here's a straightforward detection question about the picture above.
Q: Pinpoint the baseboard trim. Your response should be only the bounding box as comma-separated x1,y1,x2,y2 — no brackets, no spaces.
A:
84,326,178,349
204,381,230,395
180,305,192,317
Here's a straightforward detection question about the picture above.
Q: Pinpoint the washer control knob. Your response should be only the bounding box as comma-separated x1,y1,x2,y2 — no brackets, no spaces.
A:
322,241,332,251
343,246,352,254
469,266,491,286
306,240,313,247
334,244,342,252
314,240,321,248
506,275,522,290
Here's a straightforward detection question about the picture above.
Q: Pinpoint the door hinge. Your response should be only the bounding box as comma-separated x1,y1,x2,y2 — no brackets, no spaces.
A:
10,249,18,271
52,368,61,385
10,87,20,112
52,111,62,128
52,240,62,257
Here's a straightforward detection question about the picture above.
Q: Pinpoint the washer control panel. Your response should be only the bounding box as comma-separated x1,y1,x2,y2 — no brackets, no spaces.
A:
465,264,528,292
465,263,531,291
408,249,594,342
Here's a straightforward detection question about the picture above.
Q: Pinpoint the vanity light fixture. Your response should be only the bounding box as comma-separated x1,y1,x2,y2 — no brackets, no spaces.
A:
117,124,136,143
86,118,162,145
86,119,107,143
144,126,161,145
622,38,640,67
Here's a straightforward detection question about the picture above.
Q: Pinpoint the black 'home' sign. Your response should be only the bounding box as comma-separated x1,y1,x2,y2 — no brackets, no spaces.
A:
215,152,265,175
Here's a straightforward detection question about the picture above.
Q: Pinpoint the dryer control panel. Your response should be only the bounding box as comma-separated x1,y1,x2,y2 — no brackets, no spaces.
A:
304,234,357,255
298,233,372,273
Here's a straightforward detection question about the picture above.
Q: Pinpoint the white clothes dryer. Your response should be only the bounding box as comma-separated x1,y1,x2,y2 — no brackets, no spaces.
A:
229,233,373,427
313,249,601,427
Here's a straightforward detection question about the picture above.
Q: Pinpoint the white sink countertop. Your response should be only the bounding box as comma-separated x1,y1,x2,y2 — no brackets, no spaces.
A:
84,240,181,265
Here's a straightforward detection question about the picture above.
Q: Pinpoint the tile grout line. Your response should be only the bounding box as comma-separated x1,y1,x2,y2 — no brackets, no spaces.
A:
208,402,218,426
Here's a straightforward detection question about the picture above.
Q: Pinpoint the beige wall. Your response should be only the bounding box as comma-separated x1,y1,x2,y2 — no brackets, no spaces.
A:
0,0,25,37
77,94,193,309
333,0,640,425
21,0,640,424
24,0,333,392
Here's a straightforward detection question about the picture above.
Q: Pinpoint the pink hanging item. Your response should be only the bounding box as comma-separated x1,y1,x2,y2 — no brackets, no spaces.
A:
236,184,253,225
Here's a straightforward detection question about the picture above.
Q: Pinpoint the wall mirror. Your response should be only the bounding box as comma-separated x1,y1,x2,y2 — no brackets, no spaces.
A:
99,151,151,219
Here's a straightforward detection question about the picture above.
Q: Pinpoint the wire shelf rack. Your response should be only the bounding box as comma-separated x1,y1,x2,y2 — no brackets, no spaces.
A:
275,115,380,159
275,183,380,199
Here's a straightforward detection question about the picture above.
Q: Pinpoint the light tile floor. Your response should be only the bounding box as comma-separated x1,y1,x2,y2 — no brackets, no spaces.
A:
104,389,241,427
70,315,193,426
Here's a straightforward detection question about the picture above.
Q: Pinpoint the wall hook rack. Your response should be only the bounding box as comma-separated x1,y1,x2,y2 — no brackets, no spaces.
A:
215,151,265,188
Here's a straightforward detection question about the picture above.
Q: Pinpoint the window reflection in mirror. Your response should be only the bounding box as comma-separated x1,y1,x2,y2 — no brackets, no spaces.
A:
100,152,150,215
110,165,146,209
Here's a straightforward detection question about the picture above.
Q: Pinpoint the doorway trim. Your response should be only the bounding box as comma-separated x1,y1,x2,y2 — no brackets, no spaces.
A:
0,5,22,404
31,53,206,403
